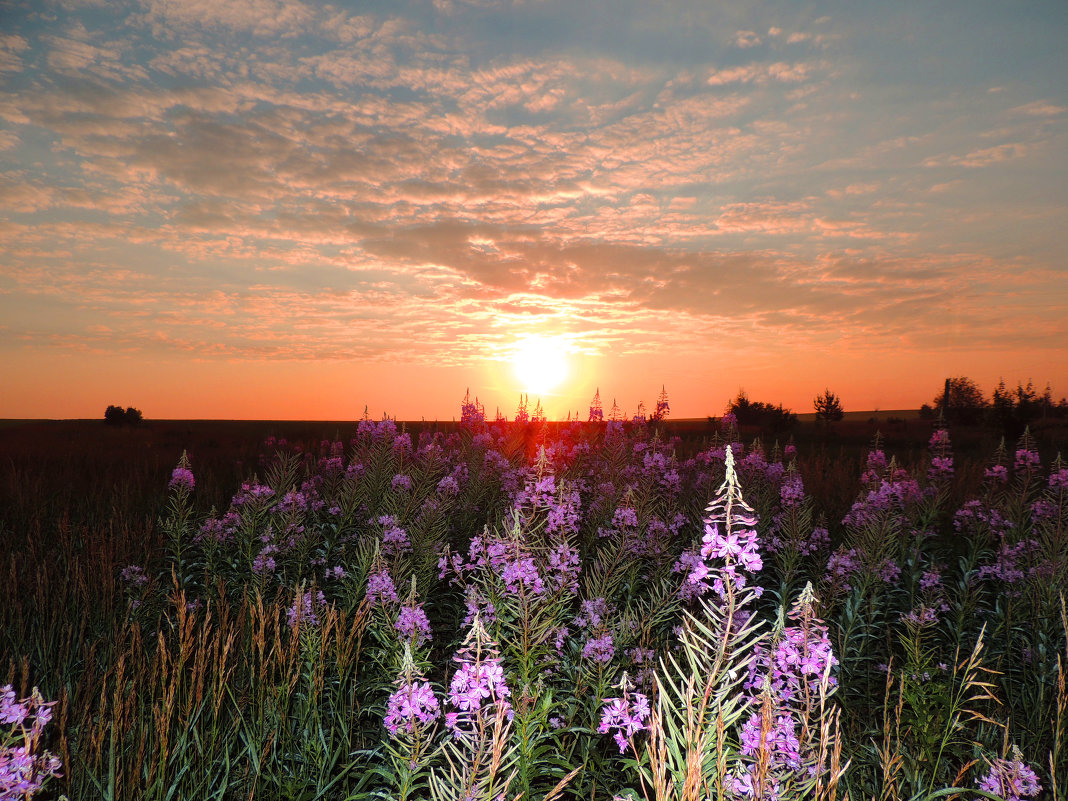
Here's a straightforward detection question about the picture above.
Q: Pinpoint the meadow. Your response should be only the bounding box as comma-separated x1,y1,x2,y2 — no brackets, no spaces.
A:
1,409,1066,800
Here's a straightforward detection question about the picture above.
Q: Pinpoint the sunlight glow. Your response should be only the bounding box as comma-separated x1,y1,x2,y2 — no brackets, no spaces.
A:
511,335,569,395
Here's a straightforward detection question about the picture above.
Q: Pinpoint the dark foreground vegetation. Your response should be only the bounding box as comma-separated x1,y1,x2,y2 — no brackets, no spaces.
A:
1,409,1066,800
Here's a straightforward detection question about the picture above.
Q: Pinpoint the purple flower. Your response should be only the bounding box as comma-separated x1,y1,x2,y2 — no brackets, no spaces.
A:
1049,468,1068,490
0,687,63,799
582,634,615,664
378,515,411,556
740,711,802,769
169,466,195,491
1015,448,1040,471
120,564,148,588
976,748,1042,801
985,464,1009,483
366,569,399,606
391,473,412,492
598,689,650,754
287,590,326,630
384,680,441,737
395,604,433,648
902,605,939,627
0,687,26,727
779,474,805,508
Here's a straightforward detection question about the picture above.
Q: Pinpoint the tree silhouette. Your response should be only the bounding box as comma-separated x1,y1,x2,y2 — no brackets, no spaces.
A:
728,391,796,432
813,389,844,423
104,405,143,425
932,377,986,424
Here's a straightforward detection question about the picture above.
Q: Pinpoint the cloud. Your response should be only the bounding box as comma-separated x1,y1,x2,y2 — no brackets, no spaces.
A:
732,30,761,48
925,143,1029,168
1010,100,1067,117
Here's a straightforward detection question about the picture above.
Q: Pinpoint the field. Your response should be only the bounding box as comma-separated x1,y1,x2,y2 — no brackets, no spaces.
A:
2,413,1067,800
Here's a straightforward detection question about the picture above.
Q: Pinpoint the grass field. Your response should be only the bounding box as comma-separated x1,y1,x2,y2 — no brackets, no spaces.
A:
2,413,1066,799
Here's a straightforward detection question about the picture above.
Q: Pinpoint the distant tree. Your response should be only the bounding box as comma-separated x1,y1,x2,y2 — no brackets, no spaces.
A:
608,398,623,422
104,405,142,425
728,391,797,433
932,376,987,424
990,379,1016,430
813,389,844,423
1014,379,1038,422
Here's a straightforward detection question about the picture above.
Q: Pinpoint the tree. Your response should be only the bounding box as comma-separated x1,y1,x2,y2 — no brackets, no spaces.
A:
104,405,142,425
728,391,797,433
932,377,987,424
813,389,844,423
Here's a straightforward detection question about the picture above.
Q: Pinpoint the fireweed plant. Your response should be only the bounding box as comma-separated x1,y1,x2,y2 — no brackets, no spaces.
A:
1,405,1065,800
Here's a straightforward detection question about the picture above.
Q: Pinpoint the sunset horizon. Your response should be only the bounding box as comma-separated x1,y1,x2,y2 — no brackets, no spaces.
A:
2,1,1065,422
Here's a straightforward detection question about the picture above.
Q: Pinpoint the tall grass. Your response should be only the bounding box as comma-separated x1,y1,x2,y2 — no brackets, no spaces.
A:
1,416,1064,799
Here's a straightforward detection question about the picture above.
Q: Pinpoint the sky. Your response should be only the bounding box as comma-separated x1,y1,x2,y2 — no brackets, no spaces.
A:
1,0,1066,421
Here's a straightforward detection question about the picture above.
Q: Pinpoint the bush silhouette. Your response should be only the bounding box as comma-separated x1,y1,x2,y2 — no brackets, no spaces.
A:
104,405,143,425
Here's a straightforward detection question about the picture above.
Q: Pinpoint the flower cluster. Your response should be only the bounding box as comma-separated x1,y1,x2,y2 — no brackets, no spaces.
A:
169,466,195,491
740,710,802,770
975,747,1042,801
384,679,441,738
394,603,432,649
598,676,650,754
367,569,400,606
445,619,513,738
287,589,327,630
1,686,62,799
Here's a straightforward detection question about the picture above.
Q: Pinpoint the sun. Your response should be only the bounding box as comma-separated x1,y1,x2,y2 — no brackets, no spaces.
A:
511,335,569,395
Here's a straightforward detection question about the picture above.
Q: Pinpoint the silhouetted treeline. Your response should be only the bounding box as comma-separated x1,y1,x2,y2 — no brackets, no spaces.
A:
920,376,1067,434
104,405,143,425
727,391,797,433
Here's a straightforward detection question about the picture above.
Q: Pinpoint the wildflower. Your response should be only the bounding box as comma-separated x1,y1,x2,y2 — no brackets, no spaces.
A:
0,686,63,799
902,605,939,627
287,590,326,630
1049,468,1068,490
546,540,581,594
445,617,513,737
1014,448,1040,472
779,473,805,509
582,634,615,664
391,473,412,492
252,545,278,575
169,466,195,491
574,597,613,629
367,569,399,606
120,564,149,587
598,675,650,754
395,604,433,648
379,515,411,556
975,747,1042,801
740,710,802,770
984,464,1009,483
384,680,441,737
919,568,942,592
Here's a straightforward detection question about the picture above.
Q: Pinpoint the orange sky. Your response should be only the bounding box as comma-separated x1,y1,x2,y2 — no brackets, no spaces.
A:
1,1,1066,420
